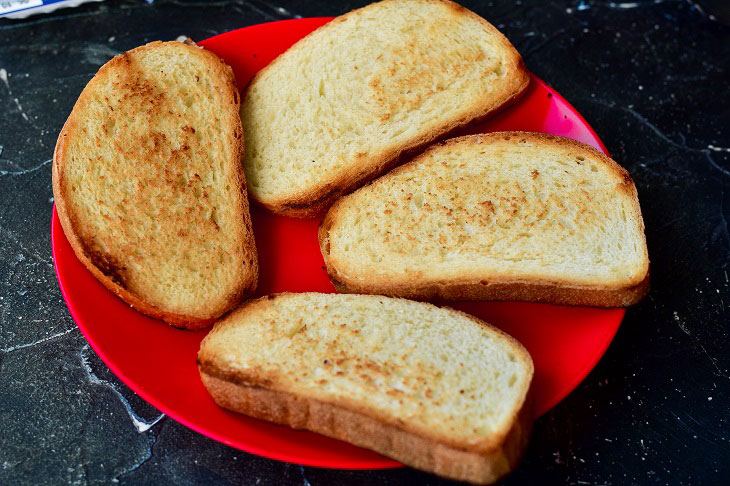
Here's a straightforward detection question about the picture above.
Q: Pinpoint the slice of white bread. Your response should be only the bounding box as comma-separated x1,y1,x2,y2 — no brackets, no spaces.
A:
241,0,529,217
319,132,650,307
198,292,534,484
52,41,258,329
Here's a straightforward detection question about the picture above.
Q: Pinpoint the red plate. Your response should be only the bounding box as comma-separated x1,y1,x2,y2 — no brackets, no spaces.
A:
51,18,624,469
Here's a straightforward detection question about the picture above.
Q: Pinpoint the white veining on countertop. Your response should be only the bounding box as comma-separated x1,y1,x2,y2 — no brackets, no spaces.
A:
81,43,121,66
698,342,729,379
708,145,730,153
0,158,51,177
109,413,162,482
566,0,723,24
1,327,76,353
0,144,23,171
584,98,730,178
671,306,729,380
520,28,569,57
673,311,691,336
79,344,167,433
607,1,640,7
273,5,301,18
569,0,678,12
0,226,53,268
0,67,37,127
235,0,302,21
110,441,155,483
299,465,312,486
704,153,730,179
135,413,165,433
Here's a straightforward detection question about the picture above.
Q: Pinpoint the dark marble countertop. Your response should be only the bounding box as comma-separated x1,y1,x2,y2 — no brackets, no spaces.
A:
1,1,729,484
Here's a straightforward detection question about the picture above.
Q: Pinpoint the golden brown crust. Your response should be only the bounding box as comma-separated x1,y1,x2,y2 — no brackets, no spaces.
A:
319,131,650,307
327,270,650,307
198,293,534,482
199,372,531,484
53,41,257,329
198,293,534,484
243,0,530,218
200,293,534,452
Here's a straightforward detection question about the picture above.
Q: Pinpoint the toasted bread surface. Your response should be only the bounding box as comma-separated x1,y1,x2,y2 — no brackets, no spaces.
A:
320,132,649,306
241,0,529,217
53,41,258,328
198,292,534,483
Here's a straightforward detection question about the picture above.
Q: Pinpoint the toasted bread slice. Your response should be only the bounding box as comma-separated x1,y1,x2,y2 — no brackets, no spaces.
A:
241,0,529,217
53,41,258,329
320,132,649,307
198,292,533,484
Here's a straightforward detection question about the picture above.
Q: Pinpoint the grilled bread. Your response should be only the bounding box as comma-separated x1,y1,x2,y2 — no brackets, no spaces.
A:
53,41,258,329
319,132,649,306
241,0,529,217
198,292,534,484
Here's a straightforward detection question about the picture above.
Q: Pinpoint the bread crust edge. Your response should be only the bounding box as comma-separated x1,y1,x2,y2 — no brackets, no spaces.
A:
319,131,650,307
197,292,533,483
198,371,532,484
325,270,651,307
52,40,258,330
242,0,531,218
